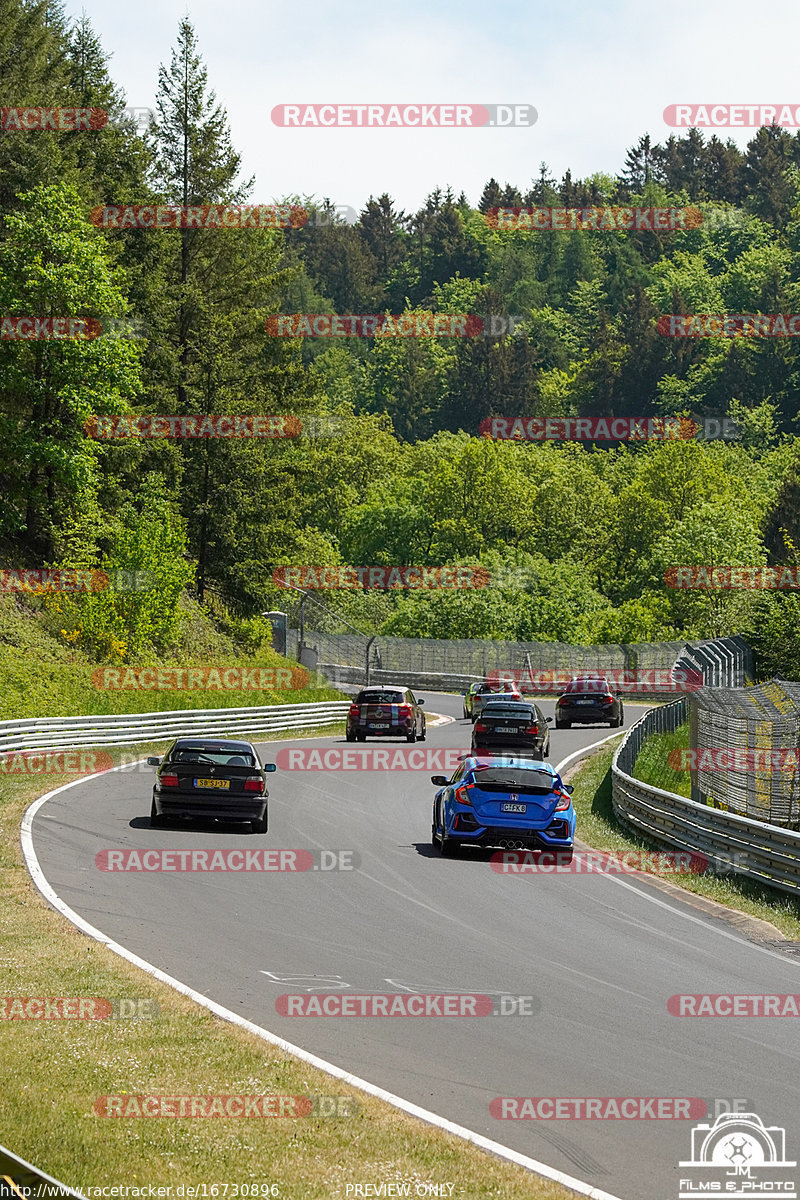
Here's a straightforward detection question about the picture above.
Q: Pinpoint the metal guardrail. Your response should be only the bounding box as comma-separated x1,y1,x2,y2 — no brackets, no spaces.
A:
612,701,800,898
0,702,350,756
0,1140,84,1198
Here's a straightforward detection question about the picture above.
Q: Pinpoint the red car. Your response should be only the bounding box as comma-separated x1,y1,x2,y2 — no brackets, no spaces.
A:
346,686,426,743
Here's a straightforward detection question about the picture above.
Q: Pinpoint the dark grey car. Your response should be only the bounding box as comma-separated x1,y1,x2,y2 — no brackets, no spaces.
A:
471,700,552,759
555,676,624,728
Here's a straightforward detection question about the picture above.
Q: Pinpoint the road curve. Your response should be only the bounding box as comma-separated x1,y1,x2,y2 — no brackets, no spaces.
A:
29,692,800,1200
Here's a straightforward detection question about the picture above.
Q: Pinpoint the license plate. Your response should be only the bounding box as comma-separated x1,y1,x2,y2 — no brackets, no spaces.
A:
369,723,390,728
502,802,526,813
495,726,517,733
194,778,230,789
575,699,595,706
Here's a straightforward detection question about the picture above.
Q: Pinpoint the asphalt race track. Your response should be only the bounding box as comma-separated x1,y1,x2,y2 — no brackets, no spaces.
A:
29,692,800,1200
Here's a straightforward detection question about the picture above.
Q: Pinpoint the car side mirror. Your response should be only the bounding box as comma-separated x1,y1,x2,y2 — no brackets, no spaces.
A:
264,763,277,772
563,783,574,794
146,756,161,767
431,775,448,786
417,698,424,705
546,716,553,724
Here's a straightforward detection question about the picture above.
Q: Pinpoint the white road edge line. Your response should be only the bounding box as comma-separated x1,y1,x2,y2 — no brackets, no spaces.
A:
21,761,623,1200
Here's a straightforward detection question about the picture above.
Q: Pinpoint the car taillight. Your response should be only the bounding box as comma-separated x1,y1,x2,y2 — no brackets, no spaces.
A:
524,724,539,735
557,696,569,706
555,792,571,810
602,694,614,703
474,721,487,733
244,776,264,793
349,704,360,717
455,786,472,807
398,704,412,717
160,773,179,787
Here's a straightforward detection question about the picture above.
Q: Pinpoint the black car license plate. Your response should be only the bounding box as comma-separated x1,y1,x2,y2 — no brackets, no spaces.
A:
502,802,526,813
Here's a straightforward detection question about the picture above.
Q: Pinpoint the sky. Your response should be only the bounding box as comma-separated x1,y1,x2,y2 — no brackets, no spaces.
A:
75,0,800,216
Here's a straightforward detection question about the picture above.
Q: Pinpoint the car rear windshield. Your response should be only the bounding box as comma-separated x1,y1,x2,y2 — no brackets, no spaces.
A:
563,679,610,694
481,704,535,717
468,767,556,791
171,747,256,767
356,691,405,704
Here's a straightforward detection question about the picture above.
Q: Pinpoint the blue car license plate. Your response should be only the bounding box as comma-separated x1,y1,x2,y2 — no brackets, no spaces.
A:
575,699,595,705
502,802,526,813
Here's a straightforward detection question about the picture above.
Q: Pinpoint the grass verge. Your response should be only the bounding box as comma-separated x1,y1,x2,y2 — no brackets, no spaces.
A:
629,722,691,797
568,741,800,940
1,729,576,1200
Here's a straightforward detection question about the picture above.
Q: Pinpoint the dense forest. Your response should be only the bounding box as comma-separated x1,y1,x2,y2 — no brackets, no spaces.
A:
2,0,800,680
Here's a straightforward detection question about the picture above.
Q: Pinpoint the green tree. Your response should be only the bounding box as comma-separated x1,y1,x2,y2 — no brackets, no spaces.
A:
0,183,141,557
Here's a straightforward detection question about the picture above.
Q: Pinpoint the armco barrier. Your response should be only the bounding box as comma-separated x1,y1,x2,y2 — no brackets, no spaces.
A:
0,1139,84,1198
612,700,800,898
0,702,350,757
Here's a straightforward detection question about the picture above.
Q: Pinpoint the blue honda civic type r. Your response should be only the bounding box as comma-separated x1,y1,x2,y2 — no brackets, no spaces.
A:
430,755,576,857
